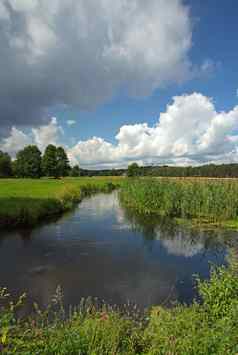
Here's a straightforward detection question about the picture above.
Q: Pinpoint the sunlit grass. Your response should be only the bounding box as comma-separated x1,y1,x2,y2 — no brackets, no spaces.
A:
0,177,123,228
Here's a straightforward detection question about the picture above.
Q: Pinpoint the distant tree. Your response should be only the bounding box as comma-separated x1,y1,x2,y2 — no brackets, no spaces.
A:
42,144,58,177
15,145,42,178
11,160,18,177
56,147,70,177
127,163,140,177
70,165,81,177
0,151,12,177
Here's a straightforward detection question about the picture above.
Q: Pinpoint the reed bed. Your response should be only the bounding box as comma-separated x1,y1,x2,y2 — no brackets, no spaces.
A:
120,178,238,223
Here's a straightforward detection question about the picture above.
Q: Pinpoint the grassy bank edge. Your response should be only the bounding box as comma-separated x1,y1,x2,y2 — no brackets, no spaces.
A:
1,253,238,354
174,217,238,230
0,178,122,229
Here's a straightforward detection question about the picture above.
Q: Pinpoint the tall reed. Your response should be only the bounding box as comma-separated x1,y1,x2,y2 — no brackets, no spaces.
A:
120,178,238,222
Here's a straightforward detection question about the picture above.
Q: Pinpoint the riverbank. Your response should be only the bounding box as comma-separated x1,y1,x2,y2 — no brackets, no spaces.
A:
0,177,123,229
120,178,238,229
1,253,238,354
2,177,238,229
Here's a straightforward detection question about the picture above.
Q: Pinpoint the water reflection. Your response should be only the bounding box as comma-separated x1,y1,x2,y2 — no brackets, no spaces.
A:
118,201,236,258
0,191,236,311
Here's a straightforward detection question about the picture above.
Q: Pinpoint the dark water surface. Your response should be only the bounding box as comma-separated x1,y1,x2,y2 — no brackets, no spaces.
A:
0,192,237,311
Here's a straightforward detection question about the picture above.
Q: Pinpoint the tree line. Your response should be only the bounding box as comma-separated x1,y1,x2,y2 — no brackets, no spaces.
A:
1,145,238,178
0,145,81,178
127,163,238,178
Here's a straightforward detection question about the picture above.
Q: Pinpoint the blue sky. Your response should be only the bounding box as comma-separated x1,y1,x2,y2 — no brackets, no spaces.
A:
0,0,238,168
50,0,238,146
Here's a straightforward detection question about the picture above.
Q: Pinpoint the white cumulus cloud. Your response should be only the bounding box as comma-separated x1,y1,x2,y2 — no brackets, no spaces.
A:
0,117,64,156
32,117,64,151
68,93,238,168
2,93,238,167
0,127,32,155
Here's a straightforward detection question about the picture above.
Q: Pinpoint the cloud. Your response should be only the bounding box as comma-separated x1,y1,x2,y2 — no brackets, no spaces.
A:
0,0,193,133
0,117,63,156
160,231,204,257
32,117,63,151
67,120,76,126
2,93,237,168
68,93,238,168
0,126,32,155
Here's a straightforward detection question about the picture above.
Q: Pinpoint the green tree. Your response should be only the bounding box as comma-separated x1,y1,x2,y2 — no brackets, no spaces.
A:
0,151,12,177
56,147,70,177
70,165,81,177
15,145,42,178
127,163,140,177
42,144,58,177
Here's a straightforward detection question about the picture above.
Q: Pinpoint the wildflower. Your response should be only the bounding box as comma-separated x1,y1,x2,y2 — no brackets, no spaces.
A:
100,312,109,321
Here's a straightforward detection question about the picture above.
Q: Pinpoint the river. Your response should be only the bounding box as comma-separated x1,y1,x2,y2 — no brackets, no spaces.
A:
0,191,236,312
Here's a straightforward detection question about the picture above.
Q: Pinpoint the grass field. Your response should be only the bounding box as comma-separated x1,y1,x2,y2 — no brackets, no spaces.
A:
120,178,238,227
2,176,238,228
0,177,123,228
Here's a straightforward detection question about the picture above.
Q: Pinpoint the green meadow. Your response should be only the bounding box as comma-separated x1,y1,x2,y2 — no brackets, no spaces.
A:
0,177,123,228
2,177,238,229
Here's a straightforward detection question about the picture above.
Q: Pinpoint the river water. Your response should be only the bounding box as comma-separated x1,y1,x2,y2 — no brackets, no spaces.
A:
0,191,236,311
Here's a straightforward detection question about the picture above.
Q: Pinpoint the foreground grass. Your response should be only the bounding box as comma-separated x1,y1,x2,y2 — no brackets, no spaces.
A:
0,177,123,228
120,178,238,227
1,254,238,354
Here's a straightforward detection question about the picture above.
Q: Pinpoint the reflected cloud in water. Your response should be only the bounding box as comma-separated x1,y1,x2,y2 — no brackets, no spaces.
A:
0,191,236,312
117,195,237,258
